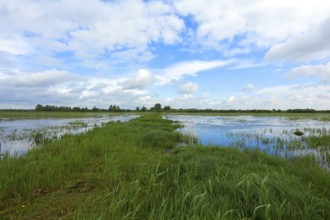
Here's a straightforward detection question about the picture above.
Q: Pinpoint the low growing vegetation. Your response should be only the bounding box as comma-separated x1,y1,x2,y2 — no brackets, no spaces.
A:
0,114,329,219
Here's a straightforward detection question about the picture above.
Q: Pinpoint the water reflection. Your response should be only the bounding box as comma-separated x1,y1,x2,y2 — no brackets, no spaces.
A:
167,115,330,169
0,115,138,156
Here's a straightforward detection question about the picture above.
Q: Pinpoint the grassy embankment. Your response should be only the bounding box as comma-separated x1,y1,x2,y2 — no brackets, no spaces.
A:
0,114,329,219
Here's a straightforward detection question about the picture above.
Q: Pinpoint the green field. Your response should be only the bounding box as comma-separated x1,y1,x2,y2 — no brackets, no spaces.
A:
0,113,329,219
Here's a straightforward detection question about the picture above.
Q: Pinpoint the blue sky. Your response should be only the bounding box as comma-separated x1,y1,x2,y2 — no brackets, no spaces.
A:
1,0,330,110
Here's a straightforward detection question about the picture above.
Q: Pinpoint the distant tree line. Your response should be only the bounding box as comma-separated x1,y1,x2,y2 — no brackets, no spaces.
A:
35,104,89,112
34,103,172,112
33,104,330,113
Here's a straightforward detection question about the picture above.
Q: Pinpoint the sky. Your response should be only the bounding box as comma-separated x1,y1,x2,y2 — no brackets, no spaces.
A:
1,0,330,110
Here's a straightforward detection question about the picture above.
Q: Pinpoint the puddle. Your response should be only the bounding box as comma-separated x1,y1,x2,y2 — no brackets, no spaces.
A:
0,115,138,156
166,115,330,170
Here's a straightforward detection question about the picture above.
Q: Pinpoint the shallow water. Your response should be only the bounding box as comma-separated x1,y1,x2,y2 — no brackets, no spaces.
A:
167,115,330,169
0,115,138,156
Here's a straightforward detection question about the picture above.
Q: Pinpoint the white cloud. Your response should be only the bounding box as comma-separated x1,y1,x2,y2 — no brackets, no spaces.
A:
2,67,329,110
0,37,31,55
1,1,330,110
250,83,330,109
178,82,199,94
228,96,236,103
0,0,184,67
265,19,330,62
144,83,330,110
175,0,330,56
157,60,231,84
242,83,255,92
201,83,330,110
0,69,81,87
0,71,10,80
79,90,99,100
2,0,330,65
225,83,327,110
121,69,155,90
288,62,330,83
0,59,229,109
0,68,154,109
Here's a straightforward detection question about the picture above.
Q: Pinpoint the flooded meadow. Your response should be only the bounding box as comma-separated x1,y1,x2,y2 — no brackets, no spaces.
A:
167,115,330,170
0,115,138,156
1,113,330,170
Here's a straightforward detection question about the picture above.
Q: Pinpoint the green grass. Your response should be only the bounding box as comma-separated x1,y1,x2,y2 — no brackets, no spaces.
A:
302,135,330,149
0,114,329,219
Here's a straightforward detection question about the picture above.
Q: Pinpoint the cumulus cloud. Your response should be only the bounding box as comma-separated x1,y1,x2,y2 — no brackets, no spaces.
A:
2,0,330,67
174,0,330,55
0,0,184,67
178,82,199,94
0,68,151,109
288,62,330,83
265,19,330,62
121,69,155,90
1,1,330,110
2,68,329,110
0,69,85,108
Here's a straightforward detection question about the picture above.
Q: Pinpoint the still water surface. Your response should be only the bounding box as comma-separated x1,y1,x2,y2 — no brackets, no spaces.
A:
0,115,138,156
167,115,330,169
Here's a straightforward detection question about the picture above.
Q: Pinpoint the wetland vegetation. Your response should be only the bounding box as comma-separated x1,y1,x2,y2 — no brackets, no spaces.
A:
167,114,330,169
0,112,329,219
0,114,137,156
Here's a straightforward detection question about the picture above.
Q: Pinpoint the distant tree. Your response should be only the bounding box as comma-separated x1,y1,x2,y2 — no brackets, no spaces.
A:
141,106,147,112
136,107,140,111
109,104,120,112
113,105,120,112
35,104,44,111
92,106,99,111
152,103,162,112
286,108,316,113
72,107,81,111
44,105,55,111
163,106,171,111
